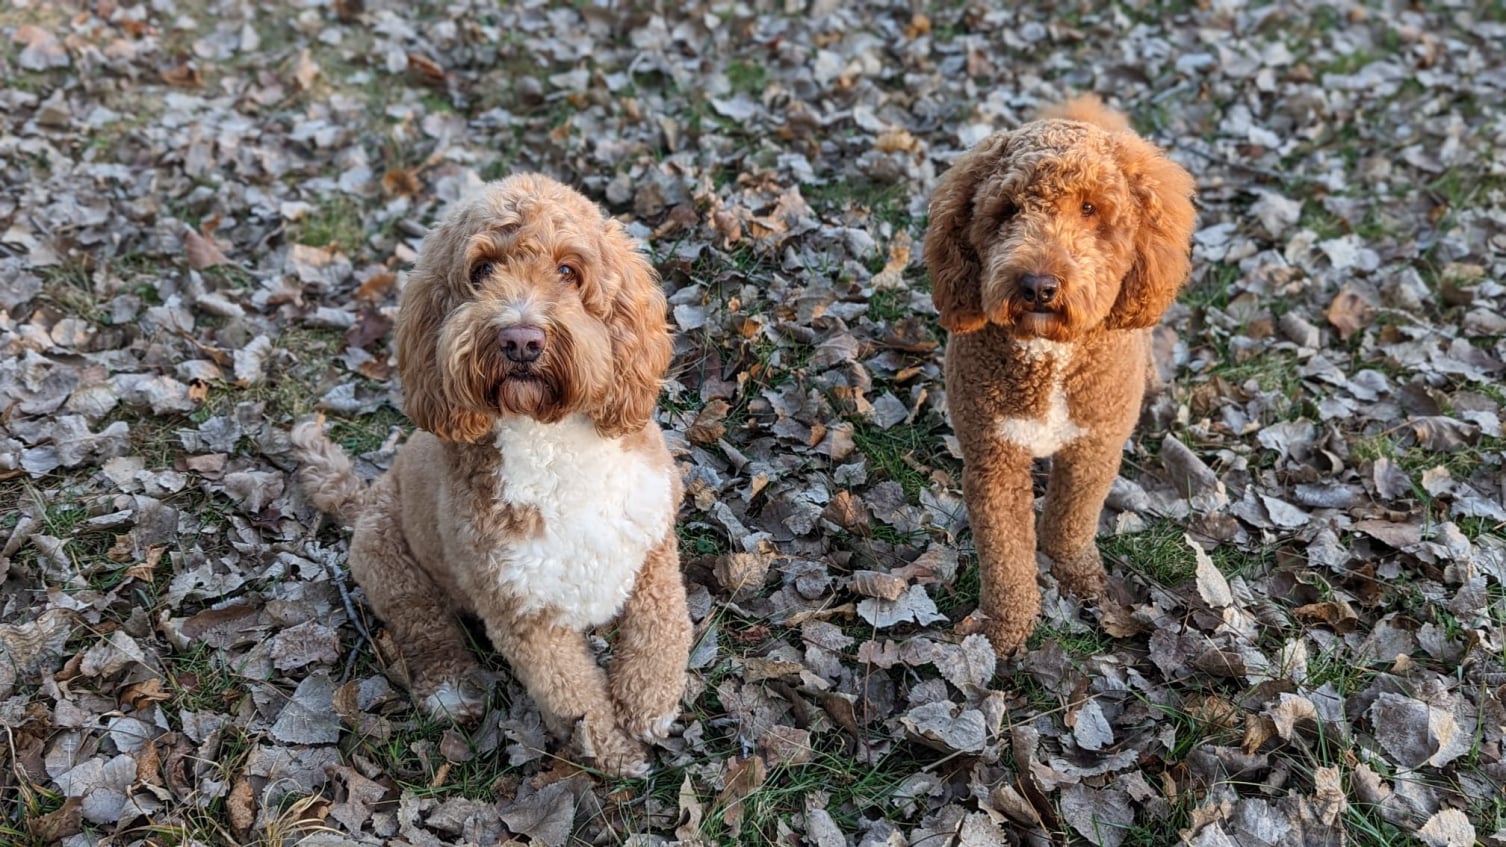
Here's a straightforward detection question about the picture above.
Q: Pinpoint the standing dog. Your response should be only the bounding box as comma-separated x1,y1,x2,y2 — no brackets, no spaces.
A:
924,97,1197,654
293,174,690,775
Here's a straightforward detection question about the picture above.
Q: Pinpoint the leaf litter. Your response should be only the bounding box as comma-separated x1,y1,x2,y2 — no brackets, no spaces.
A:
2,0,1505,845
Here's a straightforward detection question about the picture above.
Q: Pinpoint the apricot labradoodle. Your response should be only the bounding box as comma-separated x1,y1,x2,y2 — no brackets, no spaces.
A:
924,96,1197,655
292,174,691,776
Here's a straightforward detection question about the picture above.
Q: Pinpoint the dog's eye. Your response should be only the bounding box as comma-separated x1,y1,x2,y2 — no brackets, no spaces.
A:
1001,202,1019,220
558,264,578,284
1081,202,1096,218
469,261,494,287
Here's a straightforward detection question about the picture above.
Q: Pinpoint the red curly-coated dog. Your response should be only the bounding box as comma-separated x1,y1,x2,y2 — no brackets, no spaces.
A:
925,96,1197,655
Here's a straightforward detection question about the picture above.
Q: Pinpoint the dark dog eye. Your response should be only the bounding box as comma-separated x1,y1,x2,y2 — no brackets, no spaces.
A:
1081,202,1096,218
469,261,494,287
558,264,578,284
1001,202,1019,220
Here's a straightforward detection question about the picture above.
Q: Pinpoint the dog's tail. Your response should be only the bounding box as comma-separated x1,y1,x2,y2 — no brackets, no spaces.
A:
290,416,368,526
1037,95,1133,134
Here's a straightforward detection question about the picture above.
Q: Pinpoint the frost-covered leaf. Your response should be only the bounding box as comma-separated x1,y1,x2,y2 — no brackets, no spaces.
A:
857,585,948,628
1059,783,1133,847
1190,536,1233,608
1418,808,1476,847
499,781,576,847
900,701,987,753
1071,699,1114,752
270,672,342,745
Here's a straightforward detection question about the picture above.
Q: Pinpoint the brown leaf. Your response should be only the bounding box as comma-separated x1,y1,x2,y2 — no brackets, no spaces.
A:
355,270,397,302
292,48,320,91
715,551,770,598
159,60,201,88
121,678,170,711
1293,600,1359,632
716,755,768,833
407,52,447,86
28,796,82,842
184,228,229,269
227,775,256,842
687,399,731,445
875,129,918,154
1326,286,1375,340
1242,714,1277,753
345,307,393,350
822,490,872,534
382,168,422,198
850,570,905,601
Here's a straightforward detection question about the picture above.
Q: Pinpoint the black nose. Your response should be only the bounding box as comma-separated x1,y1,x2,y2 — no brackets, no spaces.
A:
499,325,546,363
1020,274,1059,306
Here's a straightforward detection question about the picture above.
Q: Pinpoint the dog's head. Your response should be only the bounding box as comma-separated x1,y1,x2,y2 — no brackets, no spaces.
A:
395,174,672,442
924,96,1196,341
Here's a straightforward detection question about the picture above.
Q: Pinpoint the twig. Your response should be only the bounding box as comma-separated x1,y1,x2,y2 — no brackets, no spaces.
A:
321,549,372,680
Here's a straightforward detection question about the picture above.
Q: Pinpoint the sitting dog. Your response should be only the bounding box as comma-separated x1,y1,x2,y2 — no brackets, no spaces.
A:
924,96,1197,655
292,174,691,776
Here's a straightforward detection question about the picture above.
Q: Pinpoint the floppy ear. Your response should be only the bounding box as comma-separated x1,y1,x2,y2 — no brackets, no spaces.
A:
924,132,1013,333
1104,134,1197,330
394,234,493,443
593,223,672,439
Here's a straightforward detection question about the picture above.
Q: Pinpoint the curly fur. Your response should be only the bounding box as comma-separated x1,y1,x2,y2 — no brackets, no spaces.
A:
924,96,1197,655
292,174,691,776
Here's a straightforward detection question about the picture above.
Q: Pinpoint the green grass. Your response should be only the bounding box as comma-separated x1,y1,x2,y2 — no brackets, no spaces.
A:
287,196,367,251
805,179,914,235
866,288,910,323
678,523,730,559
327,406,411,455
353,711,517,800
726,59,768,95
1028,620,1112,658
164,642,254,714
849,419,954,500
933,552,980,618
1104,520,1197,585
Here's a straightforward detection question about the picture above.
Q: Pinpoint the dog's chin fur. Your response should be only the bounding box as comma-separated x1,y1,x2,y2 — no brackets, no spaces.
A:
1010,311,1073,342
495,375,565,421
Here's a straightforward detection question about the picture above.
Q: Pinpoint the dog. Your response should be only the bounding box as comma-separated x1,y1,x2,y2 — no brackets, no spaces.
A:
924,96,1197,655
292,174,691,776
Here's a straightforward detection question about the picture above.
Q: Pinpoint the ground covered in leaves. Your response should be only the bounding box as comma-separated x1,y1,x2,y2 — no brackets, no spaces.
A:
2,0,1505,845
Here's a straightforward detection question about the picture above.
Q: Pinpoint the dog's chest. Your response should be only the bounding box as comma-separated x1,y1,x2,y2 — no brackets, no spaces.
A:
488,416,674,628
996,338,1084,457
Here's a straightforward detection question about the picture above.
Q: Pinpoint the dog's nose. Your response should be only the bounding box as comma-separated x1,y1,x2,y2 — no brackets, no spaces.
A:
1020,274,1059,306
499,325,546,363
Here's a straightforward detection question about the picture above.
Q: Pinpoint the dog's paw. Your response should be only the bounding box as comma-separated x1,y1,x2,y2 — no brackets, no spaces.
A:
420,678,487,724
621,710,678,744
1050,546,1107,600
966,610,1035,658
574,715,652,777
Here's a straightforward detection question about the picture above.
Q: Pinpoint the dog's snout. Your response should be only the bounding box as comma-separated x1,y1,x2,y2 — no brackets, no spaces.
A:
499,325,547,363
1020,274,1059,306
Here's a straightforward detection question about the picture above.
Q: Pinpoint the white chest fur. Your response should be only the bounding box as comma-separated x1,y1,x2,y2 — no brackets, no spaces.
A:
997,338,1085,457
490,415,674,629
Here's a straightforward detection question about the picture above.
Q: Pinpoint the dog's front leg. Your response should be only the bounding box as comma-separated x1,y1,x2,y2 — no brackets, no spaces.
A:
485,614,650,777
609,535,691,742
962,444,1040,655
1039,432,1125,600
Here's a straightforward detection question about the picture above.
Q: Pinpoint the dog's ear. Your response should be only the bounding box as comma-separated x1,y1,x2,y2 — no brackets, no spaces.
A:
1105,134,1197,330
925,133,1013,333
395,237,494,443
593,222,672,439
